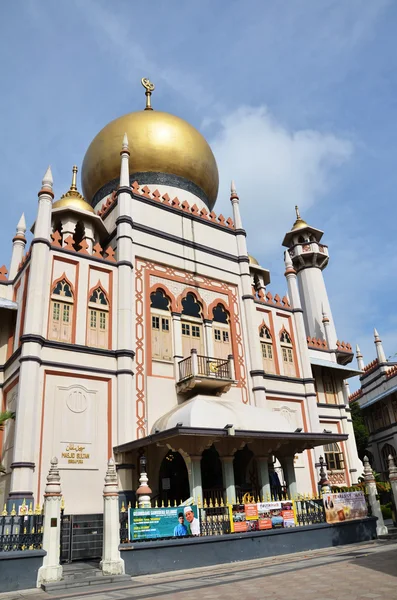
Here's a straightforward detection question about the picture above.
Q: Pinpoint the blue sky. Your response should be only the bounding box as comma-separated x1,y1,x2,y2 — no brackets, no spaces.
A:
1,0,396,387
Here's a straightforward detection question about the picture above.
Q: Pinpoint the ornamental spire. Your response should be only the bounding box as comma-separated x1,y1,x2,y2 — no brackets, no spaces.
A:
141,77,155,110
42,166,53,190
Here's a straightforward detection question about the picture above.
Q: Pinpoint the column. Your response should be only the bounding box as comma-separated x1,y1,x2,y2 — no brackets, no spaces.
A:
172,313,183,379
257,456,271,500
101,458,125,575
221,456,236,504
188,456,203,503
283,456,298,498
363,456,388,536
204,320,214,358
37,458,63,586
388,454,397,515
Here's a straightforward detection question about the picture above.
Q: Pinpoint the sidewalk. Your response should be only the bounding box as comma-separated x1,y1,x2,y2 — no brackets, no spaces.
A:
1,539,396,600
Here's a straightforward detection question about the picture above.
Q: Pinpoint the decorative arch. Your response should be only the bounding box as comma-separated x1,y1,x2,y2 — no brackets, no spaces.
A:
150,286,173,362
149,283,177,312
207,298,230,321
176,288,207,318
259,321,272,339
381,442,396,474
258,320,275,374
279,325,296,377
51,272,75,299
88,281,109,306
211,301,232,359
158,449,190,505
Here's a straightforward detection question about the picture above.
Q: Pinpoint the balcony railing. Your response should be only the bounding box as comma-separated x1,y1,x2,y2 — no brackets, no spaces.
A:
177,350,235,395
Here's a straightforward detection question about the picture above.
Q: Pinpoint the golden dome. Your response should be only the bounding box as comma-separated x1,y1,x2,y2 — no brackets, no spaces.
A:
81,109,219,209
248,254,259,265
291,205,308,231
53,166,95,214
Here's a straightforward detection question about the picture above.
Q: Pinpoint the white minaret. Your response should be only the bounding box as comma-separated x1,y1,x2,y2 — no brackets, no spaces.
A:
9,213,27,280
374,328,387,364
356,345,365,371
282,206,337,347
9,167,54,507
116,134,136,445
231,182,266,408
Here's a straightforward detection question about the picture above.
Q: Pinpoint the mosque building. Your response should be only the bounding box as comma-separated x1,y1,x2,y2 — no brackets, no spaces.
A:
0,79,362,514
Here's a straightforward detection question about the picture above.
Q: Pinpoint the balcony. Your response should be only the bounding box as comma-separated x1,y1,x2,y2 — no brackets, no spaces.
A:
177,349,235,396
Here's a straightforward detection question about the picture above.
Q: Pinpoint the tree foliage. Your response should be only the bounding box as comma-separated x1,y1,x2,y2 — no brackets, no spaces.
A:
350,401,369,460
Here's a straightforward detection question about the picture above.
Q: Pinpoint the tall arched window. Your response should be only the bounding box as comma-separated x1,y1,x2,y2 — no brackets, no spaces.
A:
49,278,74,343
280,328,296,377
324,442,344,471
212,303,231,359
381,443,397,473
87,286,109,348
181,292,204,356
150,289,172,361
260,325,275,374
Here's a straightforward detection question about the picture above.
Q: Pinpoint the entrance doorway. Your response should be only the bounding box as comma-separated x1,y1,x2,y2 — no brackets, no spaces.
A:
159,451,190,505
201,445,224,503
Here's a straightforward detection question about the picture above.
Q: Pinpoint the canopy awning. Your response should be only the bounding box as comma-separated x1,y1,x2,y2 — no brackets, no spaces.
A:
114,426,348,458
360,384,397,409
310,357,362,379
0,298,17,311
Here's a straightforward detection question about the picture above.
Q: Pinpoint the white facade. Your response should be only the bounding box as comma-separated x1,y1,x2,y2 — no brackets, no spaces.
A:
0,98,363,514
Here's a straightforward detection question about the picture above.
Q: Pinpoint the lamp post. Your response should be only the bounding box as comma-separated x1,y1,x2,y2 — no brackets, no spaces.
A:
136,454,152,508
318,456,331,494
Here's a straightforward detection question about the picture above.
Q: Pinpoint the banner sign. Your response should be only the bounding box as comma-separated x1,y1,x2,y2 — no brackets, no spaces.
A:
128,505,200,540
230,501,296,533
323,492,367,524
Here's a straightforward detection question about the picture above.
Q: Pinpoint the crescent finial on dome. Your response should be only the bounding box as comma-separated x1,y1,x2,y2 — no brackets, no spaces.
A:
141,78,155,110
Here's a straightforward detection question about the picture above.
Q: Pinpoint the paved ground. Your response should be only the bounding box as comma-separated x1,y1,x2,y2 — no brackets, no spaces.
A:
2,540,397,600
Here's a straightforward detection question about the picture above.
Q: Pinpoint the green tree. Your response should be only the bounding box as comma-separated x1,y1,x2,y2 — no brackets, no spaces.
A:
350,401,369,460
0,411,15,473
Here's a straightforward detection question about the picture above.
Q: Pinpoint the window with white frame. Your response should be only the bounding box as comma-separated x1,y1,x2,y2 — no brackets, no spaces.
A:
49,279,74,343
324,442,344,471
280,329,296,377
87,287,109,349
212,303,231,359
181,292,204,356
259,325,275,374
150,289,172,361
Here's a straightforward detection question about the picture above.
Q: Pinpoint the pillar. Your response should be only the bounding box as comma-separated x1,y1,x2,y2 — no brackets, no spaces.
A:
188,456,203,503
37,458,63,586
283,456,297,498
204,320,214,358
101,458,125,576
221,456,236,504
9,214,27,280
388,454,397,521
257,456,271,500
363,456,388,535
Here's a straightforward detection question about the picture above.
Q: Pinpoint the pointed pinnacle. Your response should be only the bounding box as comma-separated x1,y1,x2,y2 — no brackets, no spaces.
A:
284,250,293,267
42,166,53,189
122,132,129,151
230,180,239,200
356,344,362,355
374,328,380,340
16,213,26,233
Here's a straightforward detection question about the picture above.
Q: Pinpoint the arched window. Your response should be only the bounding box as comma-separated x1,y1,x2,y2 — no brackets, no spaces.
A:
49,278,74,343
87,286,109,349
260,326,275,374
181,293,204,356
280,329,296,377
150,289,172,361
324,442,344,471
212,303,231,359
381,443,396,474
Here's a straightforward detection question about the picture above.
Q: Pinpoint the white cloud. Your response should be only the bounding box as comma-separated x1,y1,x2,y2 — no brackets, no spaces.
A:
211,106,353,257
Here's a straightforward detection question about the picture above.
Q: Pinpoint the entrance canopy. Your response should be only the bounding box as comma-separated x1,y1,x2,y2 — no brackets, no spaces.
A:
114,425,347,458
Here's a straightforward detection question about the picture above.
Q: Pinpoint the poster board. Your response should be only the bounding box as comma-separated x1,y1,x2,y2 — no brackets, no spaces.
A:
128,505,199,540
323,491,367,524
230,501,296,533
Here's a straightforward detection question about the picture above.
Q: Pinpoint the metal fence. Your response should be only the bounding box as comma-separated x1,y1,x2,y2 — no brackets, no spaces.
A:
196,356,230,379
0,503,43,552
60,509,103,562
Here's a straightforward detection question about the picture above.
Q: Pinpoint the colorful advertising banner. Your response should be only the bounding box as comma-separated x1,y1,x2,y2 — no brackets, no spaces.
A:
230,501,296,532
323,492,368,524
128,505,200,540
